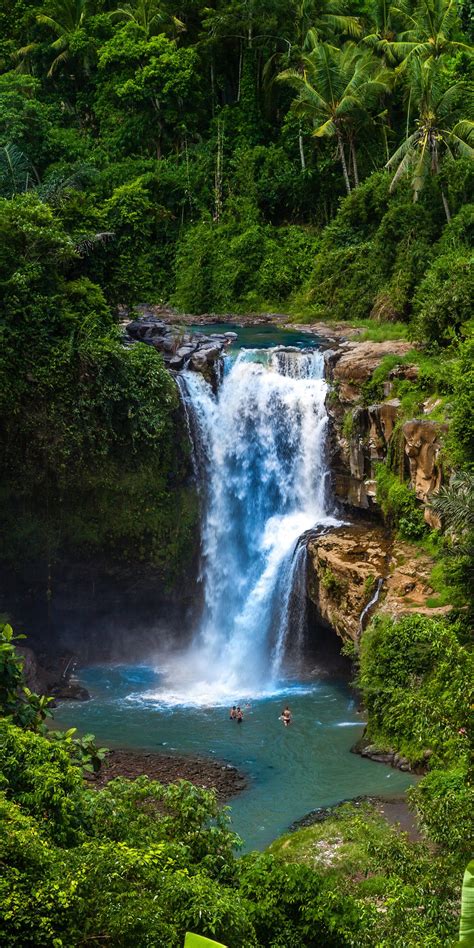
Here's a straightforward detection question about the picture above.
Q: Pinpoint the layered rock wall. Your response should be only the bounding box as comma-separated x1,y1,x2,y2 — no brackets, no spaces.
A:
305,523,450,646
324,341,447,520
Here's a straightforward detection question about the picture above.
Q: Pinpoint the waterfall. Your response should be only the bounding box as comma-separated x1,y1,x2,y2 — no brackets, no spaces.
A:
358,578,384,638
162,345,337,704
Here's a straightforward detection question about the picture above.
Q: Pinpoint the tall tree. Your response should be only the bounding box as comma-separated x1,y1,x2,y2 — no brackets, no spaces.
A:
112,0,185,40
279,41,391,192
386,58,474,219
384,0,472,67
17,0,94,79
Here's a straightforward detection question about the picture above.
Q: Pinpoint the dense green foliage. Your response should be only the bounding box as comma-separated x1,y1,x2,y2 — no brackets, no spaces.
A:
0,0,472,577
358,613,474,858
0,0,472,944
269,800,462,947
0,191,197,578
0,623,468,946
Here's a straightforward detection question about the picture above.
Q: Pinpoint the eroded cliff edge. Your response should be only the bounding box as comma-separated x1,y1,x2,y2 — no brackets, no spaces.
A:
324,340,447,524
305,335,451,647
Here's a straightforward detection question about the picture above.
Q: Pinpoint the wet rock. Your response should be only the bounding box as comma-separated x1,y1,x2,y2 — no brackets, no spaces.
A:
160,333,178,353
168,354,185,370
91,748,248,801
176,344,197,359
126,318,167,340
125,315,230,386
51,681,91,701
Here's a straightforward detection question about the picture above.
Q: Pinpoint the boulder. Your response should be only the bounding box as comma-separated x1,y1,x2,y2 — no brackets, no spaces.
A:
126,318,167,340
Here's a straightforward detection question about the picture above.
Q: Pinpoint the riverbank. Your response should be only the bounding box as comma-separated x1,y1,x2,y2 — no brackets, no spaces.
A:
289,793,422,843
89,747,248,801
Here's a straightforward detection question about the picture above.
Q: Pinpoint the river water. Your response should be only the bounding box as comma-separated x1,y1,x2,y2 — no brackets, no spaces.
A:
56,325,413,850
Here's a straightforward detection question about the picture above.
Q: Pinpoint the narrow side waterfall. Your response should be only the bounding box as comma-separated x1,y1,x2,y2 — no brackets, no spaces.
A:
167,346,337,703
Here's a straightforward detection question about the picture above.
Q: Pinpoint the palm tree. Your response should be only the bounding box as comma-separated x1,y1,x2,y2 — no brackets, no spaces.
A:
294,0,362,48
111,0,185,40
386,59,474,219
264,3,361,170
362,0,401,64
0,145,39,198
279,42,391,192
383,0,472,69
429,472,474,535
35,0,89,77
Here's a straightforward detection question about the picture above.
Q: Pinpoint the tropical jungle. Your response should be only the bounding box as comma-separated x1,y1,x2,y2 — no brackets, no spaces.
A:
0,0,473,944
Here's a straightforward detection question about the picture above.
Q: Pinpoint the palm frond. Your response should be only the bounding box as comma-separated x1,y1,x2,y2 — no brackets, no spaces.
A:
74,232,115,256
430,473,474,535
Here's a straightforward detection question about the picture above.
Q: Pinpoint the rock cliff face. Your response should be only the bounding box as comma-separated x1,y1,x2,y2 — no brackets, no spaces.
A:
305,523,449,645
323,341,447,519
125,315,237,390
306,524,391,642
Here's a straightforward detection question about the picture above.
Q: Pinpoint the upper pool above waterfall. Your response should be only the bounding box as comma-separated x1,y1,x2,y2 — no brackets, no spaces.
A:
189,322,323,351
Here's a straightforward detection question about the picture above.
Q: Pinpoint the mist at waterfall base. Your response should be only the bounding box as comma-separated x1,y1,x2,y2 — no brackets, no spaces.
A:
56,329,414,849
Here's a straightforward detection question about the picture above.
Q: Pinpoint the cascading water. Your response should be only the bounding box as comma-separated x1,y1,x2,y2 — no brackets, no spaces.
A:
166,344,338,704
56,338,416,849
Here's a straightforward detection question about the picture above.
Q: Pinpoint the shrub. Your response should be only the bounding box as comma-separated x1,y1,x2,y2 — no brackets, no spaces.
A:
412,251,474,345
375,464,426,539
358,611,473,858
448,337,474,467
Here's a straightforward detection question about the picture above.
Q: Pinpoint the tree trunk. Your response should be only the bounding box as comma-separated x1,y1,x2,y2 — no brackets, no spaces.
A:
433,144,451,223
214,120,224,222
237,41,243,101
298,123,306,171
441,186,451,223
351,142,359,187
337,132,351,194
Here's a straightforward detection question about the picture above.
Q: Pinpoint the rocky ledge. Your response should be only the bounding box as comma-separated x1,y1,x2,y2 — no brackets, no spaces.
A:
125,314,237,389
90,748,248,801
306,522,451,645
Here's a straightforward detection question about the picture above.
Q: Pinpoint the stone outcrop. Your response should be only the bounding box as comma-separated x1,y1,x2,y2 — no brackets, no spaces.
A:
323,340,447,518
125,315,237,389
325,340,414,404
378,541,452,620
16,646,91,701
306,523,392,643
305,523,450,645
402,419,448,524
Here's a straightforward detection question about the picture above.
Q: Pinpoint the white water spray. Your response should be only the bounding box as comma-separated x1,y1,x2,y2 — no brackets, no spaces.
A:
158,346,337,704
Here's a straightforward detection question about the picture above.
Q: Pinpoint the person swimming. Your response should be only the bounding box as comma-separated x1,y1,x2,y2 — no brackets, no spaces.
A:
229,706,237,720
280,706,292,726
236,707,243,723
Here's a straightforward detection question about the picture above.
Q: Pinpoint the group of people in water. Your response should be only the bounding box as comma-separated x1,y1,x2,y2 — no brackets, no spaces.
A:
229,704,292,726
